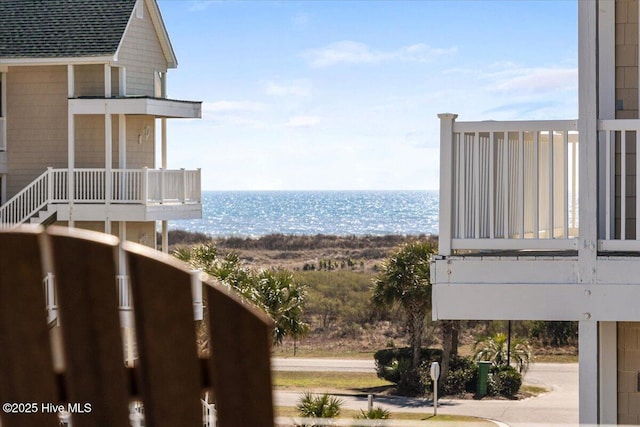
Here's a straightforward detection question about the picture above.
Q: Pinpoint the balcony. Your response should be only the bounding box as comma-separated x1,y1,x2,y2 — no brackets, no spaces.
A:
439,115,640,255
438,115,579,254
68,96,201,119
0,167,202,227
433,115,640,321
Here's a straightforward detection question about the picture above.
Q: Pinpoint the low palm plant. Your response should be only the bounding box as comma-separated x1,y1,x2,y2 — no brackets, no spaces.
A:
296,392,343,426
353,407,391,427
474,332,532,374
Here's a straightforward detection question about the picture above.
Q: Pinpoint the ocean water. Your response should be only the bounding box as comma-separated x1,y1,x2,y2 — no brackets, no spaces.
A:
170,190,439,237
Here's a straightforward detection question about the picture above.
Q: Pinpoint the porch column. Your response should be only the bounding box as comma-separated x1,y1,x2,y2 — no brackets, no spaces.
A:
67,65,75,227
105,108,112,231
104,64,111,98
579,320,599,425
1,67,6,153
599,322,617,424
577,1,598,423
598,0,615,239
161,117,168,253
437,113,457,256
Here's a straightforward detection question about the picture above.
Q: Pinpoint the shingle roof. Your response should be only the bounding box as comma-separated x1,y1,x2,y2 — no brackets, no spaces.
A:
0,0,137,58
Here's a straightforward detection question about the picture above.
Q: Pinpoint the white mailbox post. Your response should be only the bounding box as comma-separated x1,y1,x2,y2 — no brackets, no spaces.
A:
430,361,440,416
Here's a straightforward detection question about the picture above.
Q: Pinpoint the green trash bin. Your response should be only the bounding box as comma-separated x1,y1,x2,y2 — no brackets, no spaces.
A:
477,361,491,397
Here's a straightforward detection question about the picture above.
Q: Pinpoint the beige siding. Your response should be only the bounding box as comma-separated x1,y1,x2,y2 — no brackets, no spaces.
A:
618,322,640,424
75,65,105,97
125,221,156,248
124,116,155,168
117,1,168,96
74,115,154,169
6,65,68,198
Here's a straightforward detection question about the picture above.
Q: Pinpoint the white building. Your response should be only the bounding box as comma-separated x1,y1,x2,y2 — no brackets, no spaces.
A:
432,0,640,424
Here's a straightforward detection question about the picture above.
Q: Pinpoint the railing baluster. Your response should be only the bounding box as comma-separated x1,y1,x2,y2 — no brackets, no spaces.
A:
489,132,495,239
534,131,539,239
622,131,627,240
563,131,569,239
474,132,480,239
503,131,509,239
636,130,640,241
549,130,554,239
518,131,524,238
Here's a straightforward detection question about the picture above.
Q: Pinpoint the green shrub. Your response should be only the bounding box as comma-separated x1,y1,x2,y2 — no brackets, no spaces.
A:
441,357,478,396
488,365,522,398
374,347,442,380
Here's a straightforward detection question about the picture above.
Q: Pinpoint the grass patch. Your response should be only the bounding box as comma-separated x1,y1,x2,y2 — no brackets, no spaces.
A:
275,406,494,425
273,347,376,359
274,371,391,391
532,354,578,363
520,384,548,396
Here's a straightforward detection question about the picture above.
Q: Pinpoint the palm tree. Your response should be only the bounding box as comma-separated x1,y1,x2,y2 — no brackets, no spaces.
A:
174,244,309,346
474,332,532,374
372,240,434,369
255,269,309,345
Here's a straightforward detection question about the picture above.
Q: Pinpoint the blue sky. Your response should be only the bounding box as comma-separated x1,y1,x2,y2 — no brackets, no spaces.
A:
157,0,578,191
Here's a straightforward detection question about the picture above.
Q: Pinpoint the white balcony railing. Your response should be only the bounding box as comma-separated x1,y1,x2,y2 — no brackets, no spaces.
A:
0,167,201,227
439,114,579,254
0,117,6,151
599,119,640,251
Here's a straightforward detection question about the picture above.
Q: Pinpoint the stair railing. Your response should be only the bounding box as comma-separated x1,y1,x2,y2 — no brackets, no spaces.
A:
0,168,53,229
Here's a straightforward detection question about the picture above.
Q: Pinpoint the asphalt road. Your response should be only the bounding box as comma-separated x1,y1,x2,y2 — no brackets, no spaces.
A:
272,359,578,427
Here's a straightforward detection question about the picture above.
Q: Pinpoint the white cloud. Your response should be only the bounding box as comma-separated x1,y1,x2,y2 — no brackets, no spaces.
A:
286,115,321,128
264,80,312,97
188,1,213,12
302,41,456,68
486,67,578,94
203,101,267,114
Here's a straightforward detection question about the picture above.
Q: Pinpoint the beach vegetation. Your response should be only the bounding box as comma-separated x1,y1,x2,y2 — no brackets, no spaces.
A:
372,240,435,370
174,243,309,346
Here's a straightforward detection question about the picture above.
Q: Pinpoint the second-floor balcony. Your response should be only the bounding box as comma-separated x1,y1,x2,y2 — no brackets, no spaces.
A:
439,114,640,256
0,167,202,227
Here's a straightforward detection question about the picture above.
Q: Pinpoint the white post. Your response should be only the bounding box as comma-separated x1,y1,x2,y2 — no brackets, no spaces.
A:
161,115,168,253
161,118,167,169
598,0,615,240
578,2,599,423
104,64,111,98
182,168,187,203
105,107,112,210
162,221,168,253
67,65,75,227
438,113,458,256
142,167,149,204
579,320,598,425
1,69,6,152
119,67,127,96
599,321,617,425
190,270,203,321
119,115,127,168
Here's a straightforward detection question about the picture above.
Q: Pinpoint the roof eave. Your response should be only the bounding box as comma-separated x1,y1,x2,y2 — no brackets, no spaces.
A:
145,0,178,68
0,55,117,66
